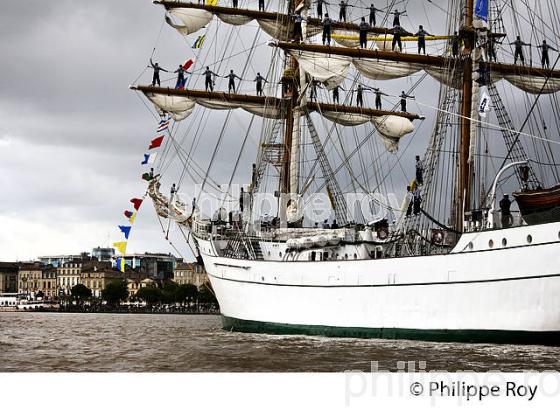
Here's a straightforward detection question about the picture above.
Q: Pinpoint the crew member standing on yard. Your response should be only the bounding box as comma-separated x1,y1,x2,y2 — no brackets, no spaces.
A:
317,0,328,19
537,40,558,69
391,9,406,26
356,84,365,107
359,17,370,48
254,72,268,96
202,66,218,91
415,155,424,185
332,85,345,104
258,0,265,12
174,65,188,89
369,4,382,26
451,31,460,57
339,0,348,22
373,87,387,110
415,25,431,55
499,194,512,228
322,13,333,45
400,91,414,112
293,11,304,42
232,0,238,8
510,35,530,65
392,25,405,52
225,70,242,93
149,59,168,87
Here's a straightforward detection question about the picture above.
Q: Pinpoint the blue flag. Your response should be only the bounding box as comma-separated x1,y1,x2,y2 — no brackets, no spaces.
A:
475,0,488,22
118,225,132,240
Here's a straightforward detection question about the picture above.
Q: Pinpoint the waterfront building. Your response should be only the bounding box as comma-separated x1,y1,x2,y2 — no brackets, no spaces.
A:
79,260,147,298
38,254,83,268
127,274,152,297
173,262,207,287
92,247,115,262
40,266,58,299
57,260,85,296
80,260,113,298
0,262,19,293
18,263,57,299
115,253,178,280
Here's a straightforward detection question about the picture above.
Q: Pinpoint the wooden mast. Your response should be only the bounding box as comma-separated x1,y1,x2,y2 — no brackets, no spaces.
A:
457,0,475,232
279,0,299,195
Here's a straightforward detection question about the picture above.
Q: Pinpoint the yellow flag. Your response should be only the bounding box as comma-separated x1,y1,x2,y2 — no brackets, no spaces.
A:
129,212,136,224
208,0,218,5
113,241,127,255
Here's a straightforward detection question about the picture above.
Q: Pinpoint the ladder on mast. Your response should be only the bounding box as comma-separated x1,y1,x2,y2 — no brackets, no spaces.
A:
304,111,348,225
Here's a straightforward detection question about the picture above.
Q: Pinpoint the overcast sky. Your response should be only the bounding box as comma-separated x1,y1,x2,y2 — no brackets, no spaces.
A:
1,0,557,261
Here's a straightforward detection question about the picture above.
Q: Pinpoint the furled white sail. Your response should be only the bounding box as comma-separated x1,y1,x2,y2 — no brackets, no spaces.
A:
425,66,463,89
256,19,289,41
217,13,253,26
145,92,196,121
333,29,360,48
293,51,351,89
321,111,372,126
503,74,560,94
353,58,423,80
144,92,283,120
167,8,213,35
372,115,414,152
375,35,394,51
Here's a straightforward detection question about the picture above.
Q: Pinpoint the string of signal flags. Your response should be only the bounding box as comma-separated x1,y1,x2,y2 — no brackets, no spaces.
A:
112,116,171,272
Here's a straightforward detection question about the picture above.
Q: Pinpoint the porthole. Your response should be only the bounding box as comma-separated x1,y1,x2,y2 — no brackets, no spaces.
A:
488,239,494,248
468,242,474,250
527,235,533,244
502,238,508,247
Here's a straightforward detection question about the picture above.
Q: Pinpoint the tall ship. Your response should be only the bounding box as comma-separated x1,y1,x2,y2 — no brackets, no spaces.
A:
132,0,560,344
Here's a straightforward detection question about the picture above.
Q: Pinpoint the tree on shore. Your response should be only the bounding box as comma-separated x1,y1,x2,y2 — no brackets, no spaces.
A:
161,281,180,304
71,284,92,305
102,280,129,306
176,283,198,307
136,286,162,307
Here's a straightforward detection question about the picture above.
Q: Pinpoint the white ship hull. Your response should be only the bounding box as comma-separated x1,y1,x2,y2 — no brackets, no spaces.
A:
200,222,560,344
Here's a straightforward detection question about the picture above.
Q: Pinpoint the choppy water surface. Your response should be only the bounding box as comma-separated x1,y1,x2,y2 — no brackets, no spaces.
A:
0,312,558,372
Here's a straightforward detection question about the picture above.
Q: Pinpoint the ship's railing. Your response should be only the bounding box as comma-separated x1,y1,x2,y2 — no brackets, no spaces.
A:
491,210,524,229
464,209,525,232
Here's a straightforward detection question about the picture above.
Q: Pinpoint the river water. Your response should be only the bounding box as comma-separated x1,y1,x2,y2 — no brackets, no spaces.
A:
1,312,558,372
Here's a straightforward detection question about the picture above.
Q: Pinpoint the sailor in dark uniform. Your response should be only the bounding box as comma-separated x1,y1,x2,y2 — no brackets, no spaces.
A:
202,66,218,91
254,72,268,96
510,35,530,65
537,39,558,69
149,59,168,86
225,70,242,93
